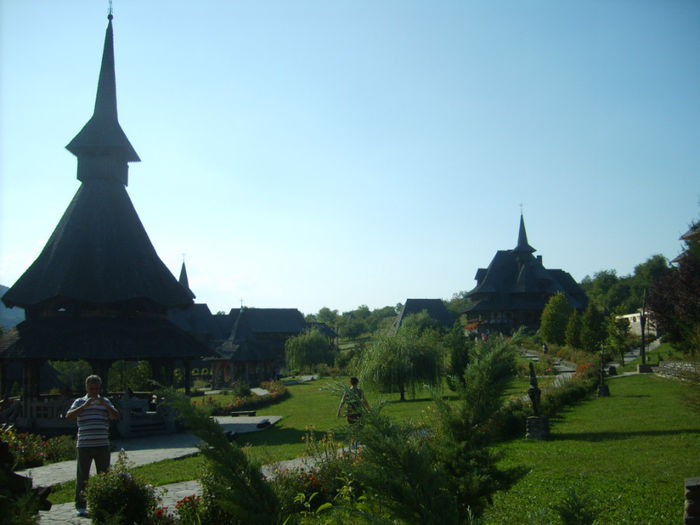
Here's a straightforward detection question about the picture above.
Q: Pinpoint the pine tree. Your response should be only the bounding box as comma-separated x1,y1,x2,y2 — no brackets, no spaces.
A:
565,310,582,349
540,292,572,346
580,304,606,353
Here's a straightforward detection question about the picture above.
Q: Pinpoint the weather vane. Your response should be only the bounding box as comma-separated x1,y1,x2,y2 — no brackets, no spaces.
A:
109,0,113,18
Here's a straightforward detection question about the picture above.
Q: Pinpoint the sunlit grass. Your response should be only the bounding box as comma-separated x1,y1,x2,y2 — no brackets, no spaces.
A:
484,374,700,524
52,372,699,521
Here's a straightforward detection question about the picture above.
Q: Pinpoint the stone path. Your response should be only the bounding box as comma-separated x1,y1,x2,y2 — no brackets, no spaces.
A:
24,415,282,524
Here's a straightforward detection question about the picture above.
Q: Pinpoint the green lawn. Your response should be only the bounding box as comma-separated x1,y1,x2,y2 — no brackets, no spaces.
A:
483,374,700,524
618,341,687,373
49,378,441,504
50,373,699,522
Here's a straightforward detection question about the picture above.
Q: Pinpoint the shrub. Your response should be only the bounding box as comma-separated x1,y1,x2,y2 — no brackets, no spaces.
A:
272,427,356,517
0,425,46,469
209,381,289,415
84,450,162,525
43,434,76,463
174,494,204,525
231,380,251,398
161,389,281,525
540,375,598,417
552,484,600,525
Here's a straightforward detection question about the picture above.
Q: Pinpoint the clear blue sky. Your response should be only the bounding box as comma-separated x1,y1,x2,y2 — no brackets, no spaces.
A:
1,1,698,316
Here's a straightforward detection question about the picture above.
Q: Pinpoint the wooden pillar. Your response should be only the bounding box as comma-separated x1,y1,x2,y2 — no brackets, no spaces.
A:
31,360,41,398
22,362,31,418
150,360,162,387
164,360,174,388
184,360,191,396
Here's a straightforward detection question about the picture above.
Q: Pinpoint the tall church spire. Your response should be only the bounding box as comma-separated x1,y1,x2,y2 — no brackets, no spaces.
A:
66,14,140,186
179,260,196,299
514,214,536,254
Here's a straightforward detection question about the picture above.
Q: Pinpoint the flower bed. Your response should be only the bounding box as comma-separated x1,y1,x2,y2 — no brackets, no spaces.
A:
0,424,76,469
209,380,289,416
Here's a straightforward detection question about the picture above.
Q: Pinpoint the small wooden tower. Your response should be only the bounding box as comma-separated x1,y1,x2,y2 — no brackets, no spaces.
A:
0,14,210,430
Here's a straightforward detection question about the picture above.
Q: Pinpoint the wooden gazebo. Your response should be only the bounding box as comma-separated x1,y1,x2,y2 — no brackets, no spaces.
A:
0,15,211,433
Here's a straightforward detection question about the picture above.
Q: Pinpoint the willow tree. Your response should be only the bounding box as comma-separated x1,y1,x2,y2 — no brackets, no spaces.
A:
360,325,443,401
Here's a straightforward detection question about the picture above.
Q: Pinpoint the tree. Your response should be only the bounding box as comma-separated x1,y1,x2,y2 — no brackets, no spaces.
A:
444,320,472,388
337,317,366,339
606,309,631,365
284,328,334,371
400,310,443,336
580,304,607,353
51,360,93,392
360,325,443,401
316,307,339,326
540,292,573,346
648,233,700,355
565,310,582,349
445,291,471,320
579,256,670,313
108,361,152,391
580,270,619,310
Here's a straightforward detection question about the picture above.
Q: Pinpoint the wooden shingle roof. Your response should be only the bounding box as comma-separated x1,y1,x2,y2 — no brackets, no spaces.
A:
228,308,307,335
390,299,454,334
465,215,587,314
0,316,210,360
2,16,191,312
215,309,276,362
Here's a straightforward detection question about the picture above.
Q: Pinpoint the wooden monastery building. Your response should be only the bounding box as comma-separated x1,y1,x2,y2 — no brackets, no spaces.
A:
169,264,336,387
0,15,212,434
390,298,454,335
464,215,588,333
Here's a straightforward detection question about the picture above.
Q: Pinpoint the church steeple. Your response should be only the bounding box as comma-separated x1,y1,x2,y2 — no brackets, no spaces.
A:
514,214,536,254
66,14,140,186
179,261,196,299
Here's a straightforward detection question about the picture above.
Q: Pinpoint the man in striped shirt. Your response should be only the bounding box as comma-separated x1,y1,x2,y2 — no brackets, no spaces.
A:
66,374,119,517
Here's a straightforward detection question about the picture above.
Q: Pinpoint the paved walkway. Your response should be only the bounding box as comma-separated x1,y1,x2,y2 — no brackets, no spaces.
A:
23,415,282,524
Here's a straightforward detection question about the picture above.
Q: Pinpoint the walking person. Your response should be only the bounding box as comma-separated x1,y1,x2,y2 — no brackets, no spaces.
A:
65,375,119,517
337,376,368,425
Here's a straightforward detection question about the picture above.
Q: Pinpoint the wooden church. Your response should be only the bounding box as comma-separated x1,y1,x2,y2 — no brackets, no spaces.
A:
0,15,211,433
464,215,588,334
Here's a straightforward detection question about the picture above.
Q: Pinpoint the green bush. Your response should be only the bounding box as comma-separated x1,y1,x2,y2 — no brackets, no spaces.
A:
209,381,289,415
272,428,356,518
162,389,281,525
43,434,76,463
231,380,251,398
85,450,162,525
541,375,598,417
0,425,46,469
174,494,204,525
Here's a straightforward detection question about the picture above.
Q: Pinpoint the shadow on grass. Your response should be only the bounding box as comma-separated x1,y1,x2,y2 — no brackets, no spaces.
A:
379,394,460,404
553,429,700,442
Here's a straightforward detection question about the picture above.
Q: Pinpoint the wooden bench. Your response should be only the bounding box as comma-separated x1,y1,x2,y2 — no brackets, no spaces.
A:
230,410,256,417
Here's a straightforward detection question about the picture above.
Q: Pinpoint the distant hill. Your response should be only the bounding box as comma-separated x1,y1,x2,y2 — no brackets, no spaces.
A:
0,285,25,329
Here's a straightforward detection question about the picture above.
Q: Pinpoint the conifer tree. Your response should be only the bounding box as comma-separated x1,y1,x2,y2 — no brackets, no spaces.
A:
565,309,582,349
580,304,606,353
540,292,572,346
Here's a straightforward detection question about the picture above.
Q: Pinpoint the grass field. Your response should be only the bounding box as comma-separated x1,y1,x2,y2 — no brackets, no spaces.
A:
49,373,700,523
483,374,700,524
618,341,688,373
49,378,441,504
